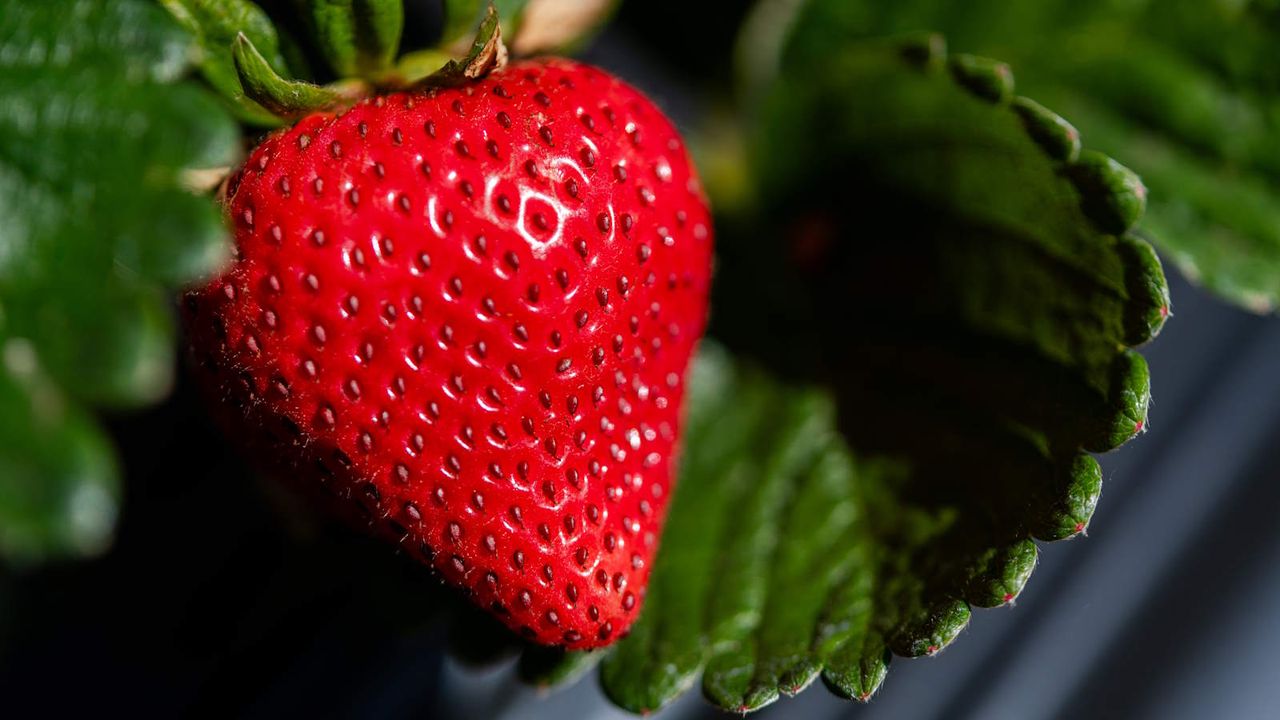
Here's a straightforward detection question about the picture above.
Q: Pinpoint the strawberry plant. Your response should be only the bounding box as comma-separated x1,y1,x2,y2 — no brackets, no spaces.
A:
3,0,1272,715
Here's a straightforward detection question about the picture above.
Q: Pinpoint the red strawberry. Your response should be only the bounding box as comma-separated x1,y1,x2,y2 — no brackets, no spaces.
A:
184,58,713,648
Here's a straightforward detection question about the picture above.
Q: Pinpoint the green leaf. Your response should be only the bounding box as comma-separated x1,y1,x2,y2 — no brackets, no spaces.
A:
774,0,1280,312
521,35,1166,714
0,0,238,558
159,0,293,125
303,0,405,79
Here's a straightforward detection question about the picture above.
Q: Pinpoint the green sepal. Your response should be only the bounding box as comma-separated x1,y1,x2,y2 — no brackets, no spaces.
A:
414,5,506,89
303,0,404,79
159,0,292,126
232,32,365,120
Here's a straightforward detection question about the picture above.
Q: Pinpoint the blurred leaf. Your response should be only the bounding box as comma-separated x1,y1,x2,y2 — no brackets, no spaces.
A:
0,341,119,564
160,0,293,125
0,0,238,559
522,35,1167,713
774,0,1280,312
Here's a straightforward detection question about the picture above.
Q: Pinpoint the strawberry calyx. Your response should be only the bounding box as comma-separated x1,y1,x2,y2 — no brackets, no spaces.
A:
232,5,507,123
178,1,619,131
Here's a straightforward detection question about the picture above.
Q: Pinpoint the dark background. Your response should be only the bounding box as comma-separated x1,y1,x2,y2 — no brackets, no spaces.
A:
4,2,1279,718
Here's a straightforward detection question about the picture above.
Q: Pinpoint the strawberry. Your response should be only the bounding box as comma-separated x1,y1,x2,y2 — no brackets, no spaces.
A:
184,58,713,649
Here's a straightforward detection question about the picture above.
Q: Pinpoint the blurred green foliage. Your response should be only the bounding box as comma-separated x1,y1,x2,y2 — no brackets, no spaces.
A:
775,0,1280,311
0,0,238,561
